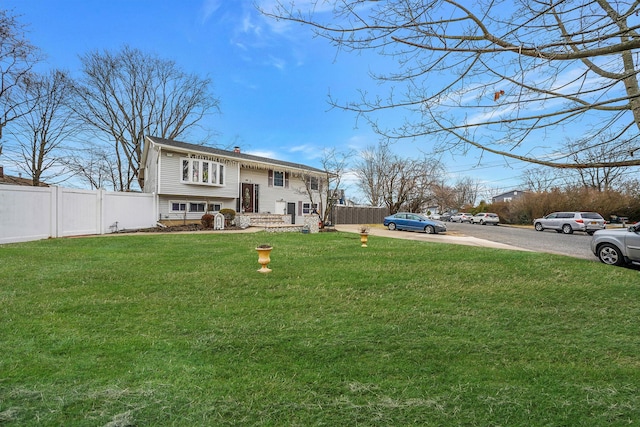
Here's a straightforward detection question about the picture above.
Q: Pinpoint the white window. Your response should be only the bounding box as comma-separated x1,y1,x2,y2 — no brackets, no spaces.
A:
171,201,220,213
303,203,318,214
171,202,187,212
308,176,319,191
181,158,225,186
189,202,206,213
273,171,284,187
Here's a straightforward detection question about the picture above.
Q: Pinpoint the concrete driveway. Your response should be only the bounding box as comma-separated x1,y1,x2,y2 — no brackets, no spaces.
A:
334,224,531,252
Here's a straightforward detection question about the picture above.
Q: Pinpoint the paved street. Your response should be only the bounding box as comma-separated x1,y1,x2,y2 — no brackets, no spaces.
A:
335,223,596,261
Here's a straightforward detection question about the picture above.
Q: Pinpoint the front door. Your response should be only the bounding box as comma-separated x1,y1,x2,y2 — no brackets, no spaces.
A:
241,183,254,213
287,202,296,224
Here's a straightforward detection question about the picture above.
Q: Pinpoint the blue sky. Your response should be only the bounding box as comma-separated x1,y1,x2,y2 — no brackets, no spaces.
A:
3,0,526,200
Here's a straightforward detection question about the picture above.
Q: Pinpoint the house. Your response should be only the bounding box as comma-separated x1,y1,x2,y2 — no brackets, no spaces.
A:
492,189,526,203
0,166,48,187
140,136,327,225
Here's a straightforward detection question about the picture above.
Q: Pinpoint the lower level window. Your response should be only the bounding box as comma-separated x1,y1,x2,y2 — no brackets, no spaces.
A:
303,203,318,214
189,203,206,213
172,201,222,213
171,202,187,212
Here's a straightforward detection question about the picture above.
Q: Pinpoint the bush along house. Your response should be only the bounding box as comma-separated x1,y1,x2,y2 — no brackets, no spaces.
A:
140,136,327,231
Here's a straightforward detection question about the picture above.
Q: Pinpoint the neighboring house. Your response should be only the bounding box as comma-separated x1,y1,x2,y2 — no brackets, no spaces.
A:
140,136,327,224
424,205,440,215
492,189,526,203
0,166,48,187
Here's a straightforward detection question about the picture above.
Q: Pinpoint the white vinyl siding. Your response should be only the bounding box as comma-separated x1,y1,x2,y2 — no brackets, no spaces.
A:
158,152,238,198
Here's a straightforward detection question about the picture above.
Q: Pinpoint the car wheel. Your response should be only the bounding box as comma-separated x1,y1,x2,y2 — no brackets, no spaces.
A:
388,222,396,231
534,222,544,232
597,243,624,266
587,231,594,235
480,220,485,225
424,225,435,234
562,224,573,234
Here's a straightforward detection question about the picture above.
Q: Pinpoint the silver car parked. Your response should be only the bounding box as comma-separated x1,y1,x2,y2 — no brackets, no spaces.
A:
533,211,606,235
591,222,640,266
450,213,473,223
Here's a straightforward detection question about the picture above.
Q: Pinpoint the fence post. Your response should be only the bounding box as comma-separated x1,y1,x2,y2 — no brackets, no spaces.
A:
54,186,62,238
99,188,106,235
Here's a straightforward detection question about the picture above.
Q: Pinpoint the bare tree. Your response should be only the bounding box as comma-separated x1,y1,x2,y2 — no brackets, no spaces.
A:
452,177,481,210
0,9,40,154
6,70,78,186
301,147,353,226
62,145,119,190
353,143,390,207
354,141,444,213
73,46,220,191
265,1,640,170
430,181,457,214
520,167,562,193
565,135,634,191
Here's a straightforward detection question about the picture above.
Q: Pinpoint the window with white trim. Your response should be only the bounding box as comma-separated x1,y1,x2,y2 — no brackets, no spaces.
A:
171,201,221,213
171,202,187,212
308,176,319,191
273,170,284,187
268,170,288,188
303,203,318,214
189,202,206,213
181,158,225,186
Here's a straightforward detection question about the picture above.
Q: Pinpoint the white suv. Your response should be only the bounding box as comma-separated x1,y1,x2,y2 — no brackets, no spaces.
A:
533,212,605,235
471,212,500,225
591,222,640,266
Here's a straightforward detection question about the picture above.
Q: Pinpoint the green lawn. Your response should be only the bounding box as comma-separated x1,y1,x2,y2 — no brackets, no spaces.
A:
1,231,638,426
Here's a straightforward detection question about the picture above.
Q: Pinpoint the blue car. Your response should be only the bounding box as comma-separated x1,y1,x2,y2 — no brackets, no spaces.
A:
383,212,447,234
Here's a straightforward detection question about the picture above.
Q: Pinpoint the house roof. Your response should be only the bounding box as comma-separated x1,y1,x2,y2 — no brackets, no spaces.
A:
0,168,49,187
145,136,326,175
492,189,526,200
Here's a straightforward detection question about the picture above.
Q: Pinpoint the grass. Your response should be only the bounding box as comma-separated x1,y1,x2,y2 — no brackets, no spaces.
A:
0,231,639,426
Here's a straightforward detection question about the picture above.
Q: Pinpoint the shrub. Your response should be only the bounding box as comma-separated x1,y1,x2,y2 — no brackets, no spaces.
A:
483,187,640,224
201,213,214,229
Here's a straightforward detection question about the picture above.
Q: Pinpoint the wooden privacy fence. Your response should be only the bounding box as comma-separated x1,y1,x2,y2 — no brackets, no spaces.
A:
329,206,390,225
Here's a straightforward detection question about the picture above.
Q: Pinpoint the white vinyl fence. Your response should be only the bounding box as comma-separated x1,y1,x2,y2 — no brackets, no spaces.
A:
0,186,157,244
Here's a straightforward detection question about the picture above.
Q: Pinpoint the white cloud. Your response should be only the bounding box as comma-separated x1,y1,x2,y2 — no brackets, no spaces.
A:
266,55,286,70
246,149,278,159
200,0,222,24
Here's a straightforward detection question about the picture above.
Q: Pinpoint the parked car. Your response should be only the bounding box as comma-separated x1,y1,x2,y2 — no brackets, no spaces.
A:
609,215,630,225
450,213,473,223
471,212,500,225
533,212,606,235
440,213,452,222
591,222,640,266
383,212,447,234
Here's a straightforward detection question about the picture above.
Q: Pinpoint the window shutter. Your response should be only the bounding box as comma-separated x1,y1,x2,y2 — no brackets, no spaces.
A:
298,201,303,215
285,172,289,188
268,170,273,187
